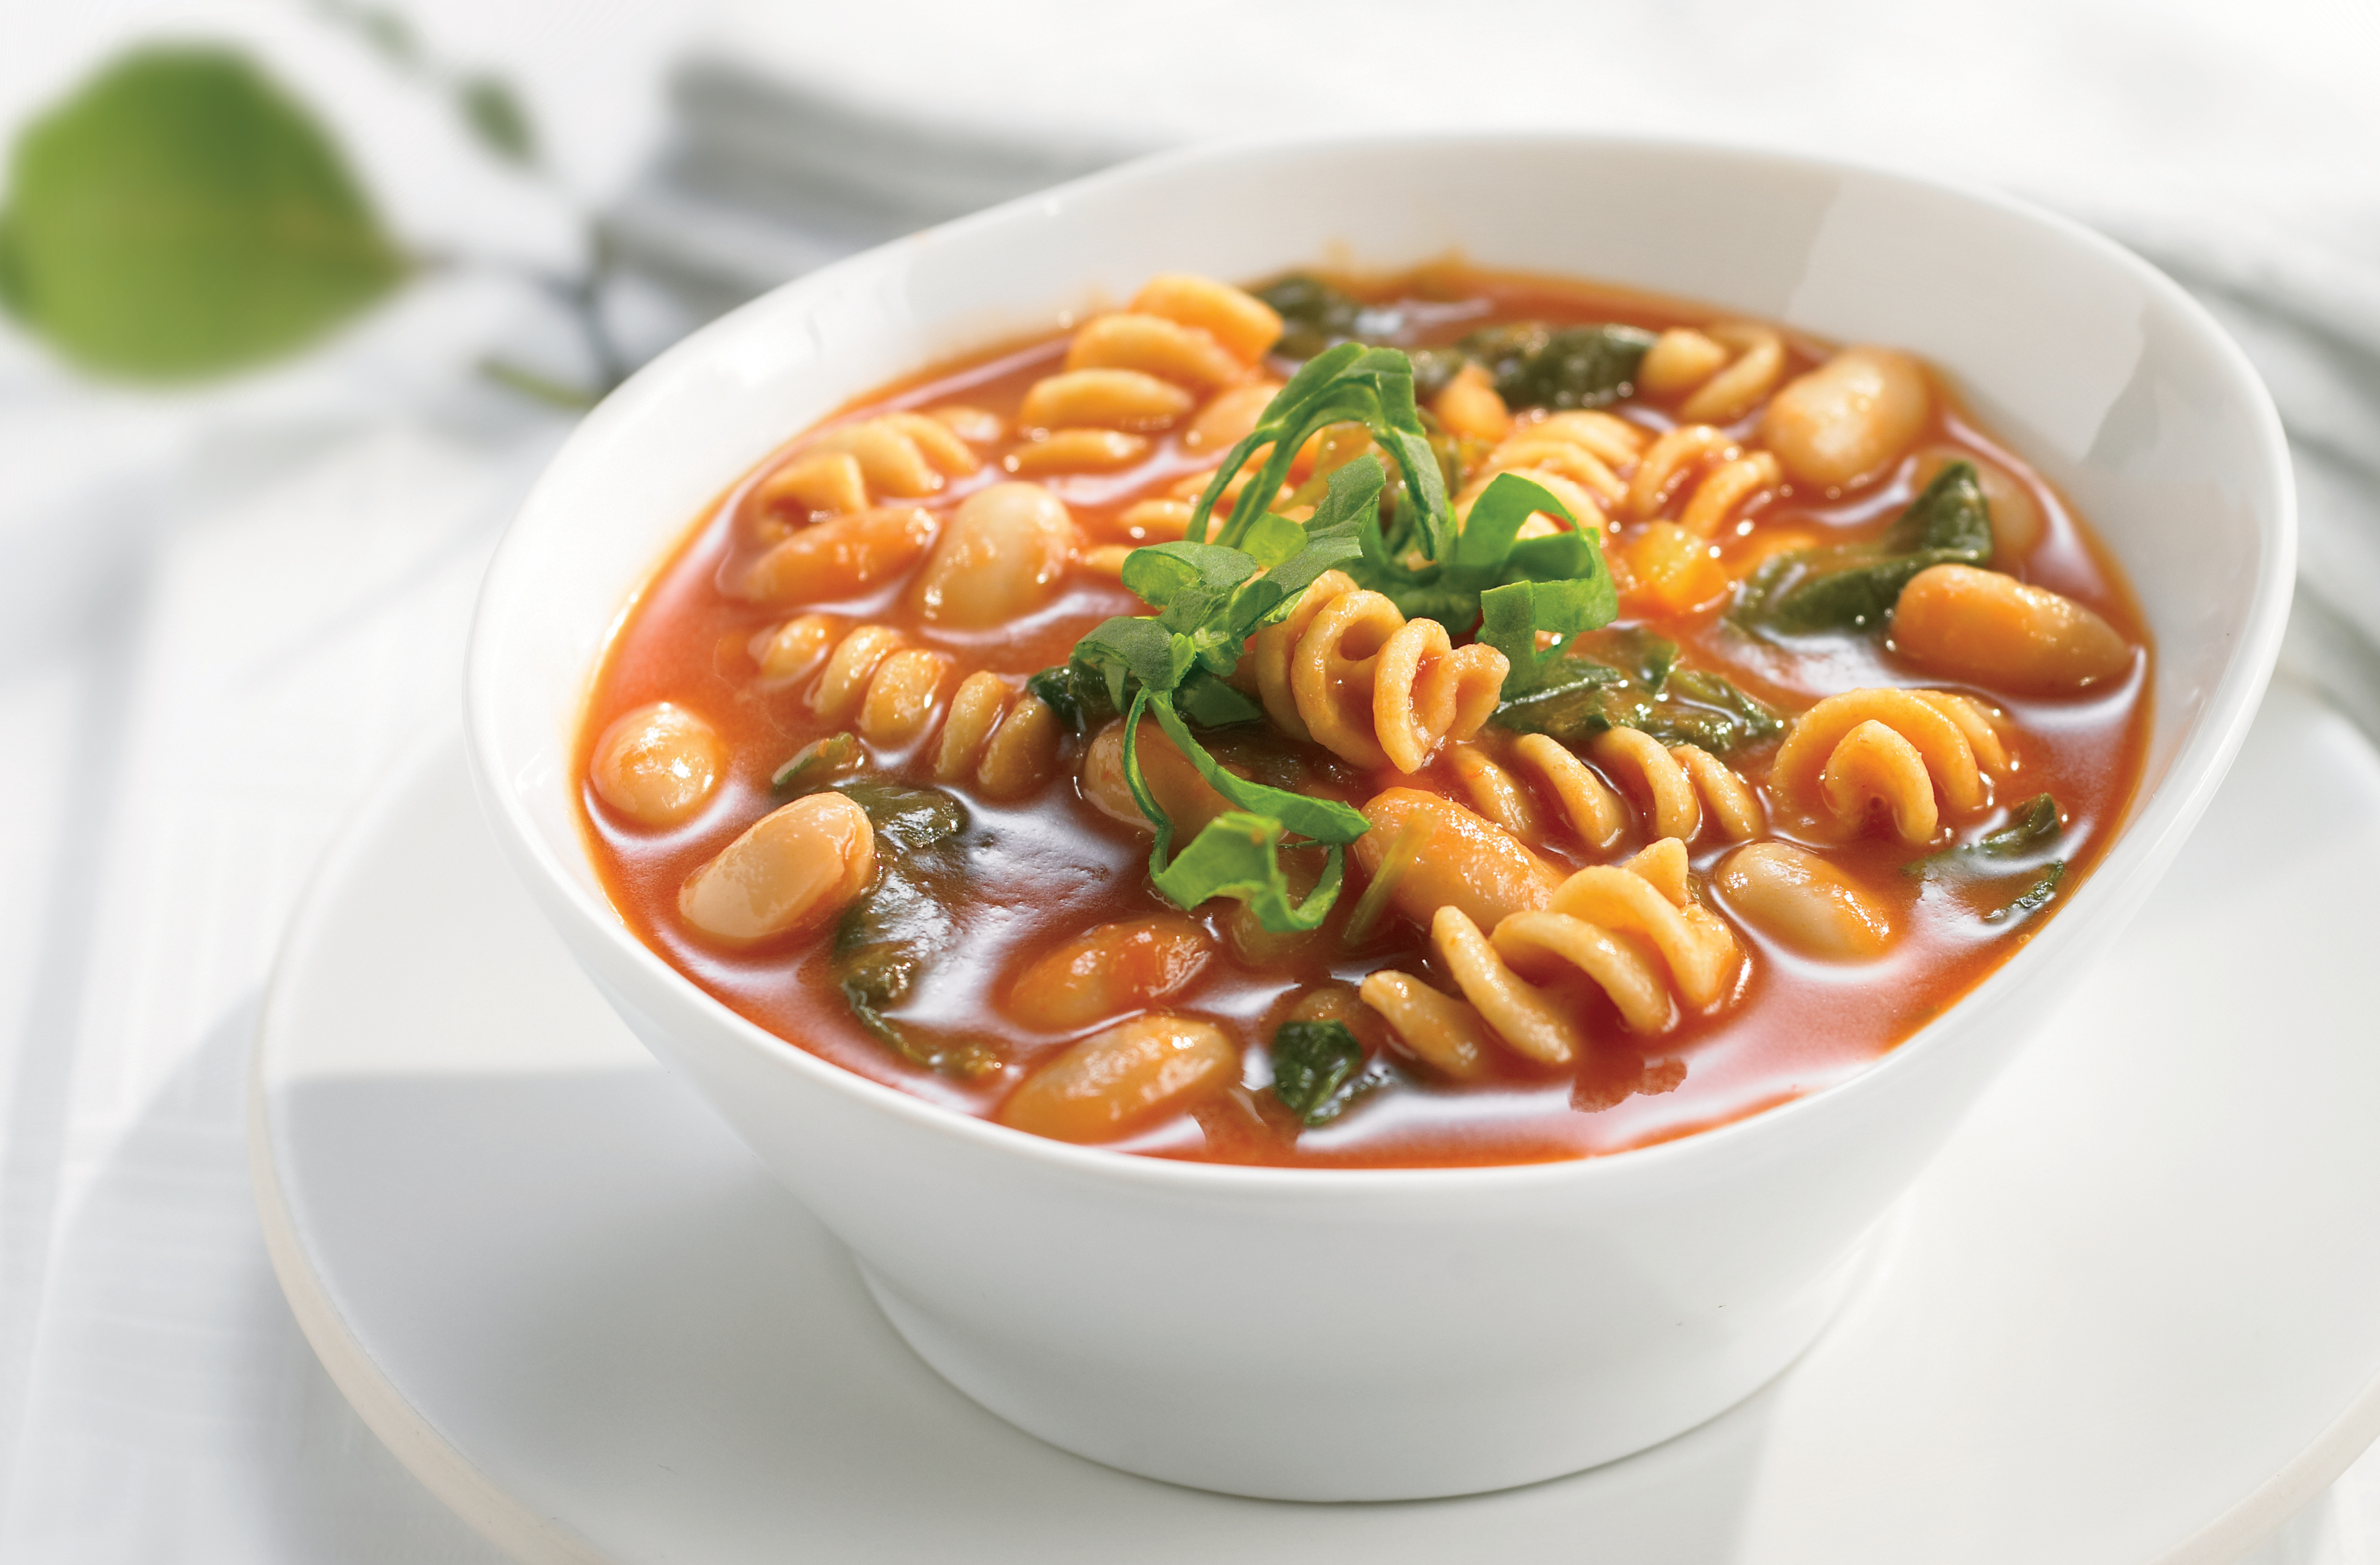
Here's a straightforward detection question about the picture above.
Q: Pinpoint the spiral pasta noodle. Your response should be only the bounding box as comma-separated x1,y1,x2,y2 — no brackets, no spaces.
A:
757,410,985,514
1444,728,1762,852
1012,275,1283,478
1586,727,1766,843
1624,424,1784,537
1362,838,1741,1067
735,409,1004,607
1247,570,1508,772
751,615,1059,797
1456,409,1645,533
1638,322,1788,424
1769,687,2010,844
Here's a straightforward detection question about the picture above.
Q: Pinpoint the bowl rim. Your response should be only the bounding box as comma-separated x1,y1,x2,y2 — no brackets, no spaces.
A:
466,125,2297,1196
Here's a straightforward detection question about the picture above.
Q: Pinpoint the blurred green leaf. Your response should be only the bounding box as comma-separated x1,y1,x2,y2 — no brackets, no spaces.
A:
331,4,421,65
457,73,535,165
0,46,407,381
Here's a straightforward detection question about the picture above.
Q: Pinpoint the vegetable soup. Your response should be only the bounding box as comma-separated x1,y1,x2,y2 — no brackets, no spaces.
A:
576,263,2151,1167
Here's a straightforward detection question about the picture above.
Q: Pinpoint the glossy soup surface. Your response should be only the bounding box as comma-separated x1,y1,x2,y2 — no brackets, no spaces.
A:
578,263,2151,1167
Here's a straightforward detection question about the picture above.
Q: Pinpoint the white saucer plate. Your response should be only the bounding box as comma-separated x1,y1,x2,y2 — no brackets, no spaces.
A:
252,679,2380,1564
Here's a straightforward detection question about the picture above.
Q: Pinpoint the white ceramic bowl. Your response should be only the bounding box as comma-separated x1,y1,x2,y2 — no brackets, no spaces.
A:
465,133,2293,1502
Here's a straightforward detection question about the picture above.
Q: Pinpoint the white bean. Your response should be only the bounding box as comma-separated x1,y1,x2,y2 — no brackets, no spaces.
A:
1715,842,1894,960
911,482,1077,628
997,1014,1239,1143
590,703,723,828
1758,347,1931,489
678,792,874,946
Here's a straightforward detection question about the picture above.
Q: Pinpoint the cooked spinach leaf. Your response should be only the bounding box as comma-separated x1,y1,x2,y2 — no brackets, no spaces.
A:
1649,670,1788,750
1984,861,2064,924
806,776,993,1077
1978,793,2062,856
1270,1019,1366,1126
1257,272,1366,361
1905,792,2068,929
1908,792,2064,879
827,778,968,854
1026,662,1117,735
1733,461,1993,636
1458,321,1656,410
771,731,861,792
1490,626,1782,754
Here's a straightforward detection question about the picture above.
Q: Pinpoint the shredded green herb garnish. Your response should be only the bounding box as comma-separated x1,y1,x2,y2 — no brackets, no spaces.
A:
1341,818,1424,949
1062,344,1620,932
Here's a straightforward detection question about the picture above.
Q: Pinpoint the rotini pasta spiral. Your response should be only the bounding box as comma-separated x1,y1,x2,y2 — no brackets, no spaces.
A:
1456,409,1643,534
1248,569,1507,771
1012,275,1282,477
758,409,984,514
1588,727,1766,843
735,505,941,608
1362,838,1741,1067
1638,322,1788,424
751,615,1059,796
1769,687,2010,843
1624,424,1784,537
735,407,1003,607
1448,729,1761,851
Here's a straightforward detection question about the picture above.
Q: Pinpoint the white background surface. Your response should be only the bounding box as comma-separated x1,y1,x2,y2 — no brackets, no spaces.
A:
3,2,2379,1559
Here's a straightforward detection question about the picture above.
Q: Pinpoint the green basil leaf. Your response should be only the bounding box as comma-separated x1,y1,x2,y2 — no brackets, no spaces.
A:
1453,470,1571,573
1121,541,1264,637
1476,584,1542,690
1150,813,1346,934
0,47,407,381
1175,670,1264,728
456,73,536,166
1147,695,1369,844
1237,509,1309,568
1305,450,1388,537
1073,614,1182,700
1270,1019,1365,1124
1248,534,1364,630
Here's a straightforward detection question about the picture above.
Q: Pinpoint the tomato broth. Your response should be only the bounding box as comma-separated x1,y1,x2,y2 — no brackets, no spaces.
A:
577,264,2151,1167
